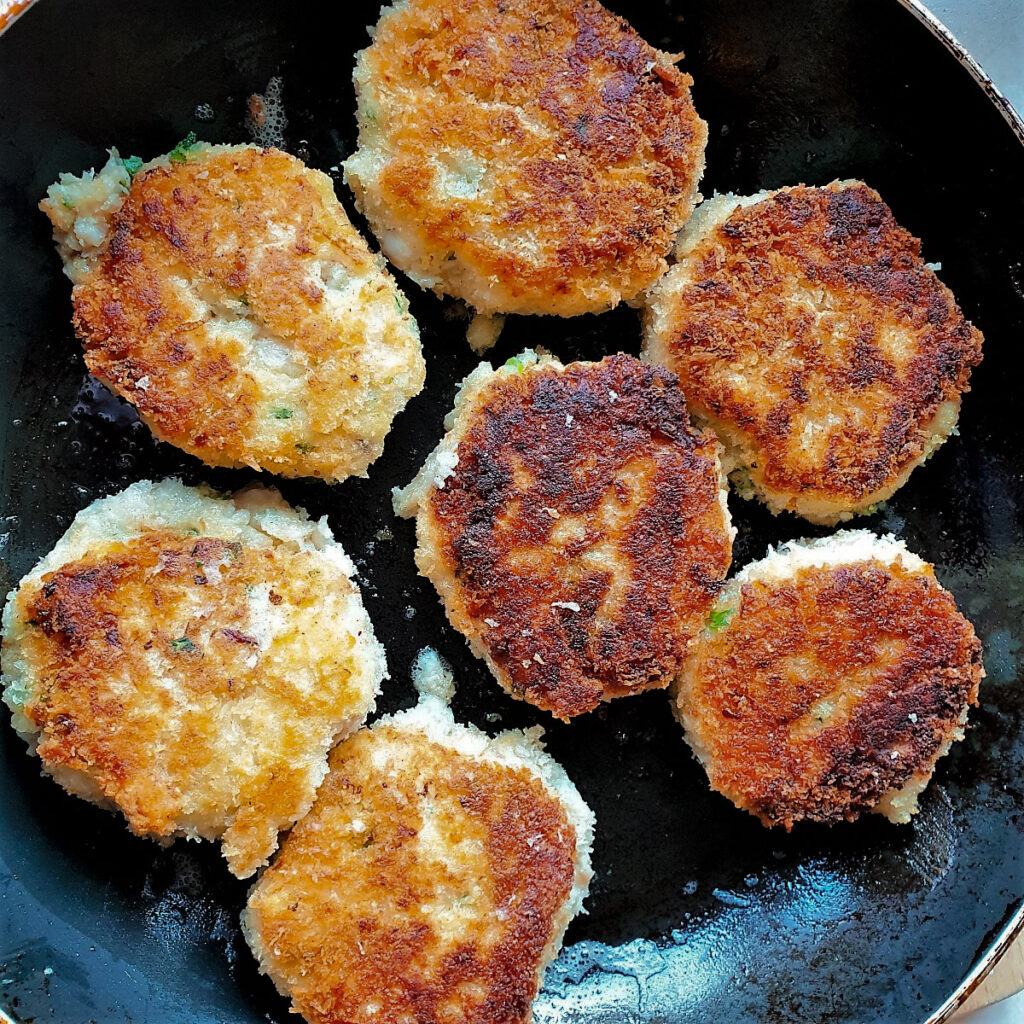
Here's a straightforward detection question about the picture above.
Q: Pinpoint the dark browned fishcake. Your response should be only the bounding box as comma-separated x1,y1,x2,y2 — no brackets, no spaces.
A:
673,532,984,828
643,181,984,525
345,0,708,318
396,352,734,719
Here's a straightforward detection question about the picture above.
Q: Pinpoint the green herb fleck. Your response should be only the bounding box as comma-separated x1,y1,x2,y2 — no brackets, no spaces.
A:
707,608,735,634
168,131,198,163
503,356,525,373
295,441,315,454
394,295,407,314
61,197,75,210
169,637,196,653
730,467,756,501
272,407,294,420
239,293,250,307
121,155,144,179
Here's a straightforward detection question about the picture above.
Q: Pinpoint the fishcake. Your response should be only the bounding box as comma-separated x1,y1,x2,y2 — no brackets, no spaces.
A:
344,0,708,323
242,687,594,1024
643,181,984,524
1,479,385,876
41,142,425,481
395,351,734,719
673,531,984,828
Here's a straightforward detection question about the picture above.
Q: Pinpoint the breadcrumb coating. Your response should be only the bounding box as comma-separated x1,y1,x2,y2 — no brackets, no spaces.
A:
1,480,385,876
41,144,424,481
345,0,707,318
643,182,983,524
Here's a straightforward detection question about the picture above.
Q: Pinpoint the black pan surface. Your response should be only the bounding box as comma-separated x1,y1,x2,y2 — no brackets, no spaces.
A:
1,1,1023,1022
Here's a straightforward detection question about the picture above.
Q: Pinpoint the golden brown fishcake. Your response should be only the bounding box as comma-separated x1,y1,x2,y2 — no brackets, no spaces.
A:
673,533,984,828
41,144,424,481
643,181,984,524
344,0,708,318
243,698,593,1024
396,353,734,720
1,481,384,876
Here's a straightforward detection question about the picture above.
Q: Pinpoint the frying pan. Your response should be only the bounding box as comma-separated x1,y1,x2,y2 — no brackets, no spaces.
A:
1,1,1023,1022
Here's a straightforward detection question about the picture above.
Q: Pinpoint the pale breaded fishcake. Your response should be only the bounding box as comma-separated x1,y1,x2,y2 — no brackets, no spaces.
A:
1,480,385,876
344,0,708,319
242,690,594,1024
643,181,984,525
395,351,734,720
41,143,424,481
673,531,984,828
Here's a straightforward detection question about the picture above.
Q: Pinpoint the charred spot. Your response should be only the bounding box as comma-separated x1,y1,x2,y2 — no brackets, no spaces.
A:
824,184,890,242
167,342,189,365
600,72,638,106
170,186,200,212
191,537,229,562
764,403,792,439
30,564,123,650
219,628,259,647
53,713,77,736
108,223,143,266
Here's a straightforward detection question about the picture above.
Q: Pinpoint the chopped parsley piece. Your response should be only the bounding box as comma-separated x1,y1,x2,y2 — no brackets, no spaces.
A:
707,608,735,633
295,441,315,454
169,637,196,653
61,197,75,210
121,155,144,179
168,131,198,163
394,295,406,314
239,293,250,307
272,407,294,420
503,356,525,373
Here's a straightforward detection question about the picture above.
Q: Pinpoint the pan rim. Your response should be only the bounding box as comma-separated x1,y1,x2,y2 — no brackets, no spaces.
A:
893,7,1024,1023
895,0,1024,151
923,903,1024,1023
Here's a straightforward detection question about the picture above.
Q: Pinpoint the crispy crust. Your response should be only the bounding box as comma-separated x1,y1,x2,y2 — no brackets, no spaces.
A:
406,354,733,719
243,713,582,1024
46,146,423,481
643,182,984,523
345,0,708,316
3,491,383,876
674,546,983,827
